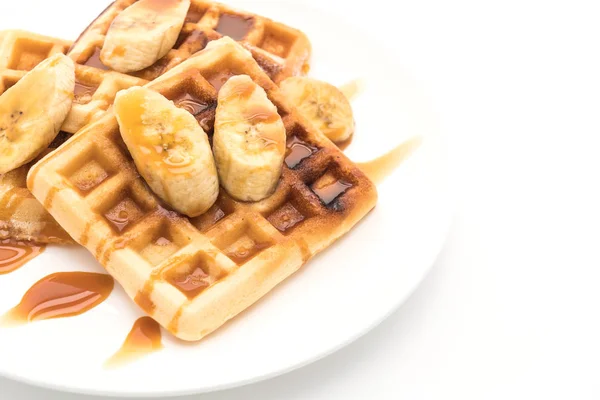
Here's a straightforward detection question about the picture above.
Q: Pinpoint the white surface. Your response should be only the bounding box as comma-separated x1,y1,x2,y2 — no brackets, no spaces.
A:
3,0,600,398
0,0,451,397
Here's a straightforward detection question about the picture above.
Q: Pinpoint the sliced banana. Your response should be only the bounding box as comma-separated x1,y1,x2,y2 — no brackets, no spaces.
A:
114,86,219,217
279,76,354,144
0,53,74,175
101,0,191,73
213,75,286,202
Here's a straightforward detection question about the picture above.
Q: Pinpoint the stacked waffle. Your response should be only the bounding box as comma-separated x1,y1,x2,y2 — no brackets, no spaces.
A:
2,0,377,341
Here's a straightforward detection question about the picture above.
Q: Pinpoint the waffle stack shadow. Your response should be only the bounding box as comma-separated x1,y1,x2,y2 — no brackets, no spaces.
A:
28,38,377,341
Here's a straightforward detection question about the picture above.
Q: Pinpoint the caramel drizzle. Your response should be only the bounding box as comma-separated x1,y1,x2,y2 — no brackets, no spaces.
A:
1,272,114,326
0,239,45,275
105,316,163,368
356,136,423,185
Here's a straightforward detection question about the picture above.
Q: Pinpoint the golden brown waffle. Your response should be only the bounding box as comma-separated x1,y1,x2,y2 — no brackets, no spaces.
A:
0,135,73,244
0,32,75,243
68,0,311,83
28,38,376,341
0,29,71,88
0,30,145,243
0,29,147,134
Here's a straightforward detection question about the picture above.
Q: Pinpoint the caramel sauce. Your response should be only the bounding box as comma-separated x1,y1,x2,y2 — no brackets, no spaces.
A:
166,265,211,299
245,103,280,125
267,203,305,233
215,14,254,41
135,280,156,314
226,241,271,265
285,137,317,168
207,71,234,91
357,136,422,185
104,199,143,232
175,30,207,52
312,180,352,205
173,92,209,117
211,208,226,224
74,81,98,104
84,48,109,70
1,272,114,326
191,204,227,232
0,240,44,275
185,7,205,23
339,79,364,101
105,317,162,368
223,78,255,101
118,90,197,175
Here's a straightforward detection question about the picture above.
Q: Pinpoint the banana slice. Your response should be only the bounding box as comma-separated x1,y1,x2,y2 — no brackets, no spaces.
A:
101,0,191,73
213,75,286,202
114,86,219,217
279,76,354,144
0,53,74,175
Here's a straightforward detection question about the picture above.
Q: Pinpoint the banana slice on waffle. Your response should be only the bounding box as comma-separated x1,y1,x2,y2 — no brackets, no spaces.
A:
114,86,219,217
0,53,75,174
101,0,191,73
213,75,286,202
280,76,354,144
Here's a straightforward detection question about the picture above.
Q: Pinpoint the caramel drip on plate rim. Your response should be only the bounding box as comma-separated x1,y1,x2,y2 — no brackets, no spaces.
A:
357,136,423,185
0,240,45,275
1,272,114,326
105,316,163,368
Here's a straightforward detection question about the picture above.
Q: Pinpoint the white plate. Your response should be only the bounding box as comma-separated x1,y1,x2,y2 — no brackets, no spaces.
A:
0,0,453,396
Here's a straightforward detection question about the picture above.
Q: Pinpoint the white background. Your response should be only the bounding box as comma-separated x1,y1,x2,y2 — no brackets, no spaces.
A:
2,0,600,398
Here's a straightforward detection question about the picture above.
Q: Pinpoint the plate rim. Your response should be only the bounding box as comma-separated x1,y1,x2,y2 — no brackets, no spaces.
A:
0,0,455,396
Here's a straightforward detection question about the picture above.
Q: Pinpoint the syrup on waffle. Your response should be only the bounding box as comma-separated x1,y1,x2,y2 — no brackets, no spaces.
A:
68,0,311,83
0,30,146,243
28,38,376,341
0,29,147,135
1,272,114,325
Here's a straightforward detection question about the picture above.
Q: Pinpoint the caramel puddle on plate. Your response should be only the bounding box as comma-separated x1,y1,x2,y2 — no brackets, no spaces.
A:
1,272,114,326
357,136,423,185
0,240,45,275
105,316,163,368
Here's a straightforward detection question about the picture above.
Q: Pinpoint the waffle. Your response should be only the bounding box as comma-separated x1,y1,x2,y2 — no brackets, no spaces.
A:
0,32,75,243
28,38,377,341
0,29,147,134
0,141,73,244
0,30,145,243
68,0,311,84
0,30,70,90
